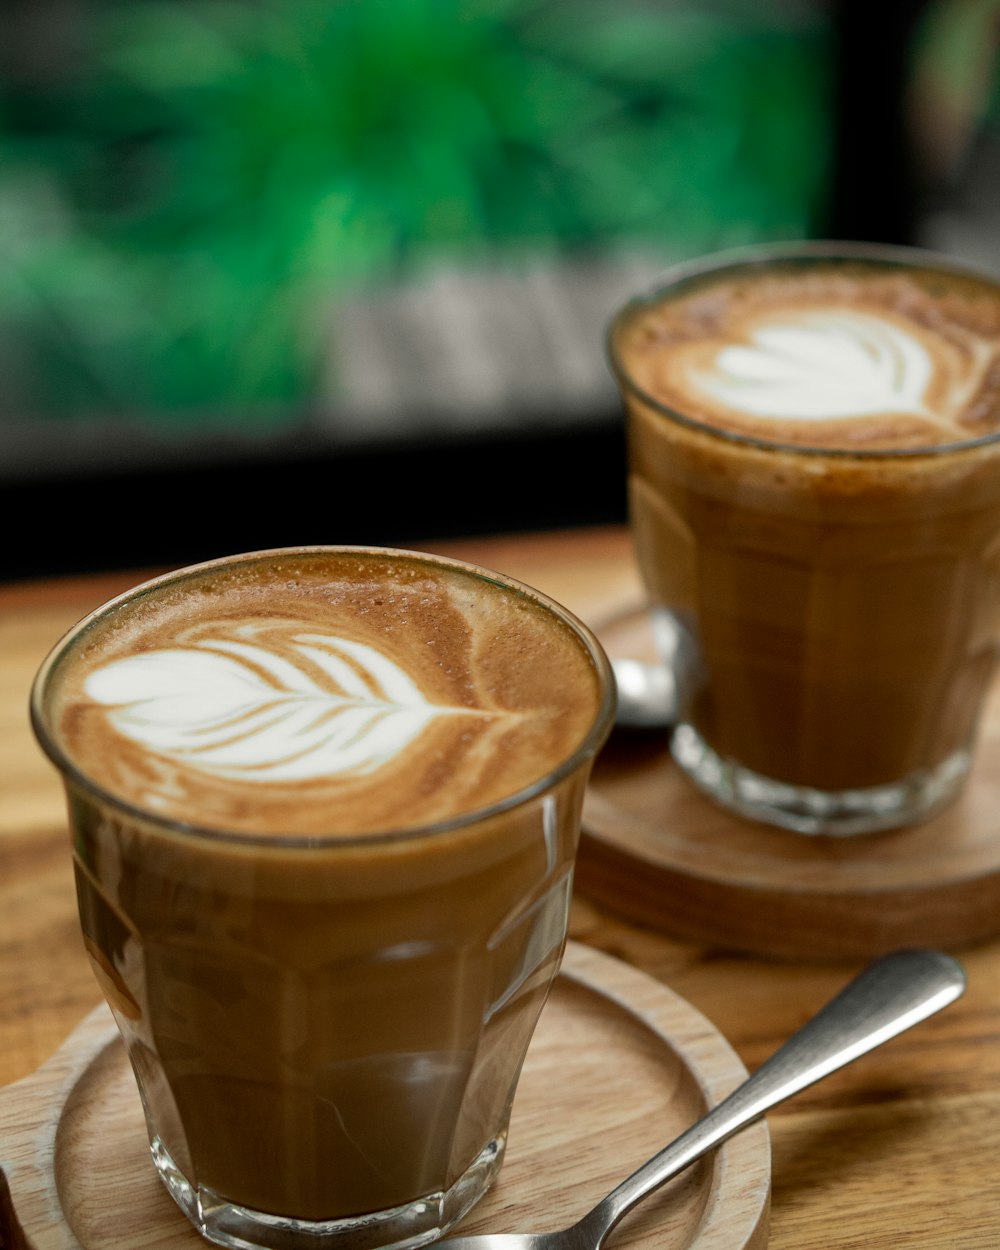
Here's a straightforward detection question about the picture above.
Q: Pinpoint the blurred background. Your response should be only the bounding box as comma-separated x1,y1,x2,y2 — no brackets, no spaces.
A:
2,0,999,580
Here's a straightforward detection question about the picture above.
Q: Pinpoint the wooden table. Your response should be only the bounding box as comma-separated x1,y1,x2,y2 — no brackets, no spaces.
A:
2,527,998,1248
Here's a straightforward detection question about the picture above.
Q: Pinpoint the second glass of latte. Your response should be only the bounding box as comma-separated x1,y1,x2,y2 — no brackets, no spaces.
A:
609,242,1000,835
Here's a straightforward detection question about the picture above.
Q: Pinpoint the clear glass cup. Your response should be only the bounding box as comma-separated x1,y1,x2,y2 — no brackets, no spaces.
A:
608,242,1000,835
31,547,615,1250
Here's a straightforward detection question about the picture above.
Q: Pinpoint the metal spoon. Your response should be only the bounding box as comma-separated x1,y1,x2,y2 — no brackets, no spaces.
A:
431,948,965,1250
610,610,696,730
611,657,678,729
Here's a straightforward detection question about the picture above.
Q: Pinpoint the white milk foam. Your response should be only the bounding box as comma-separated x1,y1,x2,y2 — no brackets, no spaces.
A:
690,311,938,420
682,307,998,435
84,623,494,782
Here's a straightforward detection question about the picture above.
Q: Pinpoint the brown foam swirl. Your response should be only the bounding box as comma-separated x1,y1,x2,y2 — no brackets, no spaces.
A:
44,551,604,836
616,260,1000,449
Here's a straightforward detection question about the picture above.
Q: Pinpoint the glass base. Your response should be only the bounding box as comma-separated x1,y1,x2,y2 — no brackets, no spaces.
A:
150,1134,506,1250
671,723,972,836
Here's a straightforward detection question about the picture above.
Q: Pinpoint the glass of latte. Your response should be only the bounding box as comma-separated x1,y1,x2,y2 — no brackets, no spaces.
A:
30,547,615,1250
609,242,1000,835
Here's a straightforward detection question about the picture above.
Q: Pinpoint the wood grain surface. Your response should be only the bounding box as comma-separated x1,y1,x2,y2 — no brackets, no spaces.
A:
2,528,1000,1248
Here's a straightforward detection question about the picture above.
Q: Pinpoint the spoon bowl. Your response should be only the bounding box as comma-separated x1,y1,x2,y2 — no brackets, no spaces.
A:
611,657,677,729
608,608,700,731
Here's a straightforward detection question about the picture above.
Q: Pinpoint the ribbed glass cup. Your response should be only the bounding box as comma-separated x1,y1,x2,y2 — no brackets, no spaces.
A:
608,242,1000,835
31,546,615,1250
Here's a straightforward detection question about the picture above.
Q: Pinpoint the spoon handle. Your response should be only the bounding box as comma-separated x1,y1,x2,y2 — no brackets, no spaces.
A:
582,949,965,1247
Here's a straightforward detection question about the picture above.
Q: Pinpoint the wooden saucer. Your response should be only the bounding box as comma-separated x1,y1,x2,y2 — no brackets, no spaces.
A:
579,605,1000,961
0,942,769,1250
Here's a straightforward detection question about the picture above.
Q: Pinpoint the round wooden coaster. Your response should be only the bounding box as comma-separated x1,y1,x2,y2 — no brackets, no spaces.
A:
579,605,1000,961
0,942,769,1250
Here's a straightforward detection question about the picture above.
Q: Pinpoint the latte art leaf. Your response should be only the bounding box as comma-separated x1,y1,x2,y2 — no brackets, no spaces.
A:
83,630,489,782
690,310,936,421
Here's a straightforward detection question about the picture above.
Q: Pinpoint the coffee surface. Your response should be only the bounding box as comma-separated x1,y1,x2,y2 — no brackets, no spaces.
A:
616,258,1000,449
47,549,603,835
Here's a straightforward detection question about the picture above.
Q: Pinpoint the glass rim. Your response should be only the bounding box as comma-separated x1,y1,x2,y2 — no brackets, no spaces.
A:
606,238,1000,461
30,544,617,851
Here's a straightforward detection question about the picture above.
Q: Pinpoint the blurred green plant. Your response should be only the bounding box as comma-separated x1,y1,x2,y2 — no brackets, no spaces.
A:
909,0,1000,178
0,0,832,424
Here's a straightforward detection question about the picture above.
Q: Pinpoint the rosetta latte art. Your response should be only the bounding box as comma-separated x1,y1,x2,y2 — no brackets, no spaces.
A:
688,310,958,423
83,626,491,782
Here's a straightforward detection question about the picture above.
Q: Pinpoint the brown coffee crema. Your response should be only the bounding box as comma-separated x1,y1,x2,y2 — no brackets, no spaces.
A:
47,550,604,836
615,259,1000,450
